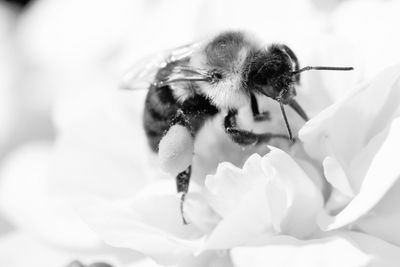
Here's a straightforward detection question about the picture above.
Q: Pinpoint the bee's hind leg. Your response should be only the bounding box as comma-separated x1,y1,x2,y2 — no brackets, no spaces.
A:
158,109,194,225
224,109,287,146
176,165,191,225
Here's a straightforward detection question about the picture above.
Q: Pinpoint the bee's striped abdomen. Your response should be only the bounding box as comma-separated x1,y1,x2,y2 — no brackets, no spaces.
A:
143,84,179,152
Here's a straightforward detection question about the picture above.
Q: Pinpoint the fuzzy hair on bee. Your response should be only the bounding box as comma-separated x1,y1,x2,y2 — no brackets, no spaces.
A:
121,30,353,224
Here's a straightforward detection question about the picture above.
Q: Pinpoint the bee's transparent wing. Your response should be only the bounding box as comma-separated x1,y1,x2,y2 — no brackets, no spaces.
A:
121,42,203,90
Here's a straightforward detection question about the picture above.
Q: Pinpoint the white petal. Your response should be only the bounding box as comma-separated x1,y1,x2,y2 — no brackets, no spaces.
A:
319,117,400,230
300,65,400,170
177,251,233,267
323,156,354,197
342,231,400,267
0,232,78,267
77,184,206,265
231,231,400,267
355,177,400,246
0,231,141,267
264,147,324,238
204,154,266,217
200,185,273,251
202,154,273,250
202,148,323,250
348,125,392,194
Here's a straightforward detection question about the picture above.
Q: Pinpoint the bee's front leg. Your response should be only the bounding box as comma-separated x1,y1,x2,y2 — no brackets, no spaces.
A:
158,109,194,224
251,93,271,122
224,109,287,145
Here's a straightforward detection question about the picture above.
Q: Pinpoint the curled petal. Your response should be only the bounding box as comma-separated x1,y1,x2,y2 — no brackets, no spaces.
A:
318,117,400,230
300,65,400,199
300,65,400,168
323,157,354,197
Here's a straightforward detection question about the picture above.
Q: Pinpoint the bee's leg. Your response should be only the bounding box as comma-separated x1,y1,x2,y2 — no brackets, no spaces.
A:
159,109,194,224
251,93,270,122
225,109,259,145
224,110,287,145
176,165,191,225
172,110,193,225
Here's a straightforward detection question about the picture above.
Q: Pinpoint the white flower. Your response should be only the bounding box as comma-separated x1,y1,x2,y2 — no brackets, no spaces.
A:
77,64,400,267
78,146,319,264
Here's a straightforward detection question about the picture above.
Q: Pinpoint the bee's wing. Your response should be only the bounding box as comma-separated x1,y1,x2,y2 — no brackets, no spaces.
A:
121,42,203,90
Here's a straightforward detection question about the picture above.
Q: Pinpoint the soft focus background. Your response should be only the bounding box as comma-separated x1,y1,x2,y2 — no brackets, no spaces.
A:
0,0,399,266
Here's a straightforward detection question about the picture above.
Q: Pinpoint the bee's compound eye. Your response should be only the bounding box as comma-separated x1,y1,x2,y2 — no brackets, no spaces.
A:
211,71,223,81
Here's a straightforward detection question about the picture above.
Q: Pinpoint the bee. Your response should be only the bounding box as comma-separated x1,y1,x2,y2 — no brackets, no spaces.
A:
122,31,353,224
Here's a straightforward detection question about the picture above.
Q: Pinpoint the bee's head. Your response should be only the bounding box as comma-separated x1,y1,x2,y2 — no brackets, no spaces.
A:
244,44,309,142
243,44,353,141
245,44,299,104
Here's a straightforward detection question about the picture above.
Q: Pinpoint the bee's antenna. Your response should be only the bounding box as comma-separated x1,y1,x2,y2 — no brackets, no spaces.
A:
279,101,294,143
291,66,354,75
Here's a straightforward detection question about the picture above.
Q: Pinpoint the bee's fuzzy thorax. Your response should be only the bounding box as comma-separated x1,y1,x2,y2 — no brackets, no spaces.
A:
188,31,259,109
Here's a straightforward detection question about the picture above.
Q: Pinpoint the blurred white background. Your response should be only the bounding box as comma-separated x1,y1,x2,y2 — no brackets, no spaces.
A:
0,0,399,266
